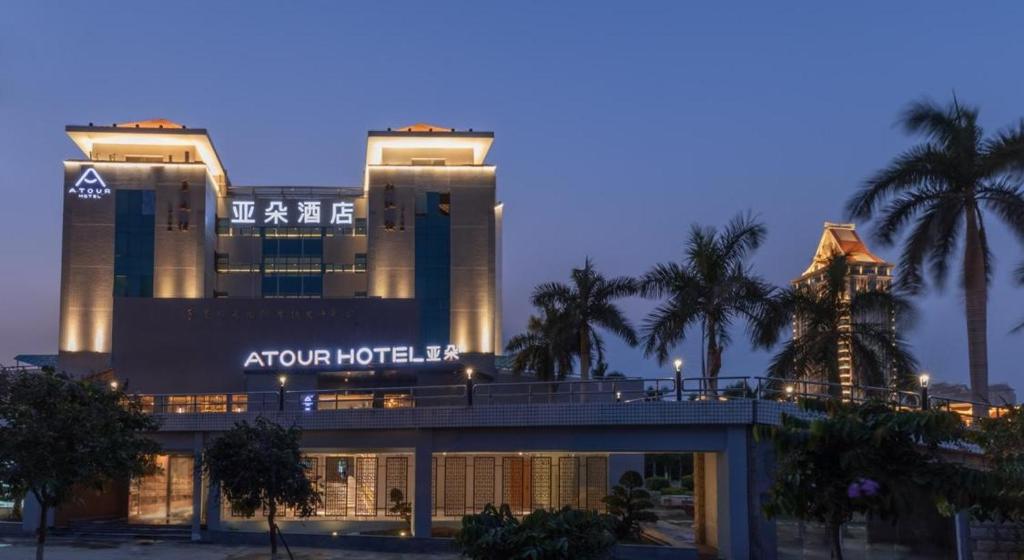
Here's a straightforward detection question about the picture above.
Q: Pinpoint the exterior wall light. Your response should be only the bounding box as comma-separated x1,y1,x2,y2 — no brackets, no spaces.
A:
616,390,622,403
785,385,795,401
673,357,684,402
919,372,930,411
465,368,475,407
278,375,288,411
109,380,118,391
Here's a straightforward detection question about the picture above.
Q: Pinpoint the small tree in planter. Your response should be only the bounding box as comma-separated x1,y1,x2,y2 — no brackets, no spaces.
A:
204,417,320,557
0,369,160,560
388,487,412,531
759,401,996,559
603,470,658,541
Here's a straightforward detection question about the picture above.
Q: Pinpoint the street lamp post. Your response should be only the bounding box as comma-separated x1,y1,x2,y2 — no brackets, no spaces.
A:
278,375,287,411
919,372,930,411
674,358,684,402
466,368,474,407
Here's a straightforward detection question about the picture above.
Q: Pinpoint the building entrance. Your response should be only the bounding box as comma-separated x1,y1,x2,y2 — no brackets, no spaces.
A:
128,455,194,524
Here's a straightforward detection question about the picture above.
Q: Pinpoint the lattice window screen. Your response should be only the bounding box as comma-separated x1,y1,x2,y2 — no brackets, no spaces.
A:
385,456,409,516
531,457,552,510
585,456,608,512
558,457,579,508
444,456,467,516
355,456,378,516
473,457,496,512
502,457,525,514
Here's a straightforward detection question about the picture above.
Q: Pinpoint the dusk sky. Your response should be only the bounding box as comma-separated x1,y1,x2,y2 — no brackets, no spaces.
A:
2,1,1022,391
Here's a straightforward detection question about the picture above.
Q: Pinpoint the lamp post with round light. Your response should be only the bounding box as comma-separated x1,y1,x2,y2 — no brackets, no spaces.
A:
918,372,930,411
465,368,474,407
673,358,684,402
278,374,287,411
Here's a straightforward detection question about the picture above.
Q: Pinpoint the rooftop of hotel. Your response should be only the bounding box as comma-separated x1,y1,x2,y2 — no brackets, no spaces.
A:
799,222,890,277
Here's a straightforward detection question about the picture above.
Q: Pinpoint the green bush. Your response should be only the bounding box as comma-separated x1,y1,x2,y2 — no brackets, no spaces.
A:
644,476,671,492
455,504,616,560
659,486,690,496
603,470,658,542
679,474,694,492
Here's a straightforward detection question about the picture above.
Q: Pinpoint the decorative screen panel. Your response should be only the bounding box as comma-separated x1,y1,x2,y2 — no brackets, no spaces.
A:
355,456,378,516
531,457,552,510
444,456,467,516
324,456,351,517
502,457,525,514
585,456,608,512
385,456,409,516
295,456,319,516
432,456,438,516
473,457,496,512
558,457,579,508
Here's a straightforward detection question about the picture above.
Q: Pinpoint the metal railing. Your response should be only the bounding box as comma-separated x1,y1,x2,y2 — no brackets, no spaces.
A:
124,375,1014,425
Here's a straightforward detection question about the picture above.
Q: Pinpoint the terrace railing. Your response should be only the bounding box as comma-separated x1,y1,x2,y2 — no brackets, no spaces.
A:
123,375,1015,426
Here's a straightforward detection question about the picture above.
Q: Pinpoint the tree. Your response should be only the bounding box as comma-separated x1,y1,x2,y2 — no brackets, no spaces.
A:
971,404,1024,520
0,368,160,560
762,255,919,393
204,417,320,557
847,97,1024,407
532,257,637,380
639,212,775,391
505,307,577,382
388,487,412,530
759,401,993,560
602,470,657,542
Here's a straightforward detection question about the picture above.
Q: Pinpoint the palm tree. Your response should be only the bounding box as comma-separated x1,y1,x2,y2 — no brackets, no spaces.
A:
847,97,1024,405
764,255,919,395
505,307,577,382
638,213,775,391
531,258,637,380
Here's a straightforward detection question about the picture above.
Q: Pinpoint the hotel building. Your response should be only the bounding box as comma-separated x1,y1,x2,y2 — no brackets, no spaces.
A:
29,119,783,559
791,222,896,396
58,120,501,395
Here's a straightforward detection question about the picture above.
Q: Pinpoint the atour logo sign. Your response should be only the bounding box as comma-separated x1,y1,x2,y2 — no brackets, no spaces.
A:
68,168,111,200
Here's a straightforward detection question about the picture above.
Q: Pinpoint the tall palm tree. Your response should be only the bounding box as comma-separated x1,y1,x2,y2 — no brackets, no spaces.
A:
764,255,919,394
639,213,775,390
531,258,637,380
505,306,577,381
847,97,1024,405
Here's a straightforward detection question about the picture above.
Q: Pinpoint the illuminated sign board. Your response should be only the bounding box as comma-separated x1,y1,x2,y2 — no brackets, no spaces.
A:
243,343,461,370
67,168,111,200
231,199,355,226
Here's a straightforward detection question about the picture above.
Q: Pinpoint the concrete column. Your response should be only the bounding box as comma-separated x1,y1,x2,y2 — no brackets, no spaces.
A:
191,432,204,541
412,434,433,538
717,427,750,559
693,452,706,545
205,482,222,533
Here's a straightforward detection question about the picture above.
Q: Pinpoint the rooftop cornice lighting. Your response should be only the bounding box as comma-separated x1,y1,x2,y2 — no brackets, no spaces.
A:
364,135,494,167
65,124,228,193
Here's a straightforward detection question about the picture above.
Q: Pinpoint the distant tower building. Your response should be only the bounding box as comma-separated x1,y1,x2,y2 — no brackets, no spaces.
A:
791,223,895,397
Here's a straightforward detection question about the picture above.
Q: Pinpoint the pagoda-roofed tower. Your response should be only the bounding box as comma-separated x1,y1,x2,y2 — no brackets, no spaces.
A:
791,223,896,398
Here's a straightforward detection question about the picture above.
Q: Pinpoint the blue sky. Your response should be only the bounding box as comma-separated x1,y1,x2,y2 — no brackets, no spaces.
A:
1,1,1022,390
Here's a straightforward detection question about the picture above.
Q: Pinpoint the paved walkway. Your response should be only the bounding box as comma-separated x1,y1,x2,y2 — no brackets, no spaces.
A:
0,539,459,560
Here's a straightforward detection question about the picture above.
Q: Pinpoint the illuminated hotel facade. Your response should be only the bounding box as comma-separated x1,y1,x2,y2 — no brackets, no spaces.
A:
58,120,502,394
37,119,772,559
791,222,896,396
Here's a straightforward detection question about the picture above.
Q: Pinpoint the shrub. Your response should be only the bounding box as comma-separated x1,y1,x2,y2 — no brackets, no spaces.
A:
659,486,689,496
644,476,671,492
455,504,616,560
603,470,658,542
679,474,694,492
